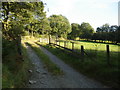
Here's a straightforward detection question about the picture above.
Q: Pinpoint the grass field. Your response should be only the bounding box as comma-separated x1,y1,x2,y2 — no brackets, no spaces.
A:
58,40,119,52
54,40,119,66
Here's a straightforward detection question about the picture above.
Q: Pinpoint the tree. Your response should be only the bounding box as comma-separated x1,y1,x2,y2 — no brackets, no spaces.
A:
96,27,102,41
108,25,118,42
96,24,118,43
101,23,109,32
92,33,99,42
101,24,110,41
48,14,71,38
2,2,45,56
68,23,81,39
80,22,94,40
115,26,120,43
39,17,51,35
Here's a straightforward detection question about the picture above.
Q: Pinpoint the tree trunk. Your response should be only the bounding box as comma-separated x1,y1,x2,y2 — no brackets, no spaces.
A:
16,36,22,56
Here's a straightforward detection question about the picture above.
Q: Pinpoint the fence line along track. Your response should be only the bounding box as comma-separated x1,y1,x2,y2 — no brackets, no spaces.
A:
51,43,96,61
39,37,111,65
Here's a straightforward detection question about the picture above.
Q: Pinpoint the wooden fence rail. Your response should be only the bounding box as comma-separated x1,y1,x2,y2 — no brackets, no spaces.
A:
39,38,111,65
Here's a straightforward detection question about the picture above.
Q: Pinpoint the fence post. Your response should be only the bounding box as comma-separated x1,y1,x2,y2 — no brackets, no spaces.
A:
106,45,110,65
72,42,74,51
81,45,84,61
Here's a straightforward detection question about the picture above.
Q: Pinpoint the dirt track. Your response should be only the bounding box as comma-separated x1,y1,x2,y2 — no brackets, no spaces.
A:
26,44,107,88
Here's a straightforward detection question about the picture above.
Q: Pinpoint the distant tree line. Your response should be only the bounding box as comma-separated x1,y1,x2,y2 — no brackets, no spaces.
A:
68,23,120,44
93,24,120,44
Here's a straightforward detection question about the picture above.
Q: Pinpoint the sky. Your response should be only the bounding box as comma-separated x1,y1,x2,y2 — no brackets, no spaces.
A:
41,0,119,30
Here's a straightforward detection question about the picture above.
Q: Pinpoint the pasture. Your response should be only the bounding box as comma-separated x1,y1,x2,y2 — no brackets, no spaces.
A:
55,40,119,65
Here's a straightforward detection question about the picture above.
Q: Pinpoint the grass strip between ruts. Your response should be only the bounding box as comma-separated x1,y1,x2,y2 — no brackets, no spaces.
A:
27,42,63,76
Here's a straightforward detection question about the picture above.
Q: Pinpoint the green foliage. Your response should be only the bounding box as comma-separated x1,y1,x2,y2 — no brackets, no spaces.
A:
2,2,45,40
8,24,24,39
115,26,120,43
80,22,94,40
68,23,81,39
68,22,94,40
39,17,51,35
95,24,119,43
1,2,47,70
2,43,32,88
48,14,71,38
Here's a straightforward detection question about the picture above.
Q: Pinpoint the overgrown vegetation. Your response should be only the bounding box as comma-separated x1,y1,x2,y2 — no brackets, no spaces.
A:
1,2,46,88
26,42,63,76
2,41,32,88
37,42,120,88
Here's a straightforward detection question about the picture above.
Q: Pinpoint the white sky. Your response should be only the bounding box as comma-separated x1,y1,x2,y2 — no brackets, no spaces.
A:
41,0,119,30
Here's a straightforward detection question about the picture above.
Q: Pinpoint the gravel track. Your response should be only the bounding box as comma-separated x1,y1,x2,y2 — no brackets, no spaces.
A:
26,44,107,88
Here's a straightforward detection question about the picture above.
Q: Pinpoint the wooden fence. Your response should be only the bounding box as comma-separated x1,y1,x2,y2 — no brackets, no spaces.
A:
39,37,111,65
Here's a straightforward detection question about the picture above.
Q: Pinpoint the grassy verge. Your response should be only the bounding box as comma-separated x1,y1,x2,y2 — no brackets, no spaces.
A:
37,42,120,88
26,42,63,76
2,42,32,88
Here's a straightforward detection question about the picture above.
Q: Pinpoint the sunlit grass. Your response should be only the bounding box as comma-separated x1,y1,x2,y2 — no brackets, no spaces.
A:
57,40,119,52
38,42,120,88
56,40,119,65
